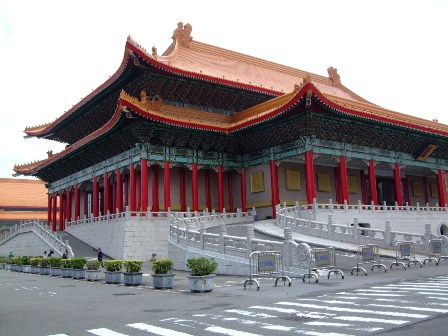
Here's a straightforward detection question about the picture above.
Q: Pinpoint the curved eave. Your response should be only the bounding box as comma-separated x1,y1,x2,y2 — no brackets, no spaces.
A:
120,84,307,134
310,85,448,138
24,42,137,138
16,104,127,175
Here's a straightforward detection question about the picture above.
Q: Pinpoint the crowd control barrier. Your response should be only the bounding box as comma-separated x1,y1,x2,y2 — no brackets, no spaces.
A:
351,244,387,276
303,247,344,283
390,241,423,270
243,251,291,290
423,239,448,266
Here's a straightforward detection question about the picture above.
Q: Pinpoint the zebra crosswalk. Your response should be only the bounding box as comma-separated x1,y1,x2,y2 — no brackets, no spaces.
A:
48,275,448,336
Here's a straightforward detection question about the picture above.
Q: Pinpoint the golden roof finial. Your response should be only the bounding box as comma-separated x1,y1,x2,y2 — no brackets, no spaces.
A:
172,22,193,48
327,66,341,86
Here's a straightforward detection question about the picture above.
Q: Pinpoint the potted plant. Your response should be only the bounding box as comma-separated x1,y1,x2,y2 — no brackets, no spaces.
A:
70,258,87,279
49,257,63,276
186,257,218,292
151,258,175,289
39,257,50,275
20,256,31,273
11,257,21,272
123,260,143,286
61,258,72,278
103,260,123,284
30,258,40,274
85,260,101,281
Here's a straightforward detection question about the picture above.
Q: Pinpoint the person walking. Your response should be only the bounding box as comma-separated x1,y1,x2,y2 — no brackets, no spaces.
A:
97,248,104,268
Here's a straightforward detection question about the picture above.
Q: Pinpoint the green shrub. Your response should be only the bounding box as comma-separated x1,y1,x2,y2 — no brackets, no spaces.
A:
30,258,40,266
60,259,71,268
21,256,31,265
104,260,123,272
86,260,101,270
152,258,174,274
186,257,218,276
69,258,87,270
49,257,62,267
124,260,143,273
39,258,49,267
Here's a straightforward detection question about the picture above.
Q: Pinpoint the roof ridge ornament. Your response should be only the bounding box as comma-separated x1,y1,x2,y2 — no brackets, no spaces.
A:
172,22,193,48
327,66,341,87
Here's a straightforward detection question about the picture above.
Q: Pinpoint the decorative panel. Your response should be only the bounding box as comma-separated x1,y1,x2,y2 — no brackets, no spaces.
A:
285,170,301,191
412,181,422,197
431,183,438,198
348,175,358,194
250,172,265,193
318,173,331,192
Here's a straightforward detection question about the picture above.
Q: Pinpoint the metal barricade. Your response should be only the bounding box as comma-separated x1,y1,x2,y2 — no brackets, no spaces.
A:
351,244,387,276
390,241,423,270
303,247,344,283
243,251,291,290
423,239,448,266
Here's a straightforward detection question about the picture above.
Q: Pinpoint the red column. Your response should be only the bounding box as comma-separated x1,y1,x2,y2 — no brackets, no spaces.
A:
394,163,403,206
65,187,71,223
164,161,171,211
130,163,136,212
437,169,446,207
218,165,224,212
83,188,88,217
305,151,316,204
141,159,148,212
112,180,116,213
93,176,99,218
180,167,187,212
228,171,233,212
360,170,367,205
74,184,80,220
116,169,123,213
103,172,110,215
52,194,57,231
136,169,141,211
205,170,211,211
405,175,411,205
124,174,129,209
192,164,198,212
339,156,349,204
368,160,378,205
59,191,64,231
423,176,429,204
270,160,280,218
151,165,159,212
47,194,52,227
240,168,247,212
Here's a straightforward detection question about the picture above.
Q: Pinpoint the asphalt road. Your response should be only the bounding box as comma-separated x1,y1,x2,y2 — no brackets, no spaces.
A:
2,260,448,336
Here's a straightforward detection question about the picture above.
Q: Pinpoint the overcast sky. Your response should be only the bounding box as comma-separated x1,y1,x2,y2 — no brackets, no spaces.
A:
1,0,447,179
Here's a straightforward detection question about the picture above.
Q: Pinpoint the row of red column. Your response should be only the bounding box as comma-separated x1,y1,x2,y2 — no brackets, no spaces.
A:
47,161,248,231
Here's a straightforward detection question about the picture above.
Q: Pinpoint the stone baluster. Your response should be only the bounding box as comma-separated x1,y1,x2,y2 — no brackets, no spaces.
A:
246,224,255,258
283,227,293,268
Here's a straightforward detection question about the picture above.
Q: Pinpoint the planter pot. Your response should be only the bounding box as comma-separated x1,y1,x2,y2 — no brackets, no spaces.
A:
72,269,85,279
123,272,142,286
104,271,122,284
31,266,40,274
16,265,23,272
86,269,102,281
187,274,216,293
5,264,12,271
40,266,50,275
151,273,176,289
61,268,73,278
50,267,62,277
22,265,31,273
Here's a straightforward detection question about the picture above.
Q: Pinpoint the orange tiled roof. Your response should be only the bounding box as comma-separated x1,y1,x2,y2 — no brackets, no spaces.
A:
0,178,47,208
0,210,47,220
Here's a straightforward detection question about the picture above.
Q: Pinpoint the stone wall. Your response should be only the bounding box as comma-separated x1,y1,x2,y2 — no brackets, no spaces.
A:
65,216,170,260
0,232,50,257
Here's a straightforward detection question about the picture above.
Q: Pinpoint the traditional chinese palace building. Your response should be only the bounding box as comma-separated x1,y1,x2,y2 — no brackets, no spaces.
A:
14,23,448,231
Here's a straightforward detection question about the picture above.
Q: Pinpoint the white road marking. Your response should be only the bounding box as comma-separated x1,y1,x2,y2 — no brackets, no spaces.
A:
127,323,194,335
334,316,408,325
87,328,129,336
276,302,428,318
367,303,448,313
205,326,262,335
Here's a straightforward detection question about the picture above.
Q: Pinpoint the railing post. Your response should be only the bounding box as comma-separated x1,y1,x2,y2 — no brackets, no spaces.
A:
283,227,293,268
246,224,255,258
312,198,317,220
199,221,205,250
219,221,226,254
276,204,281,226
358,200,362,212
328,214,333,238
185,221,190,247
424,223,432,248
353,217,359,242
384,220,391,246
